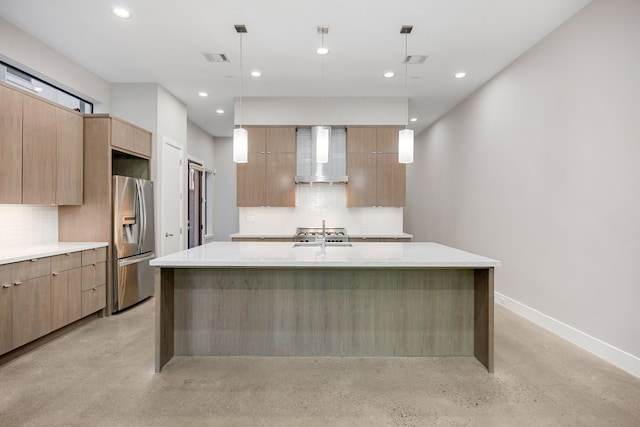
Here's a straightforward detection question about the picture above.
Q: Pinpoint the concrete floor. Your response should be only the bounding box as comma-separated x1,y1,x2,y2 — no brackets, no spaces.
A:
1,299,639,426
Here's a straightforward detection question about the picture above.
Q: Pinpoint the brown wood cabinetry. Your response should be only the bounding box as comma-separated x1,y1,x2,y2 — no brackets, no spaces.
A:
0,85,23,204
22,96,57,204
11,258,52,349
349,237,411,242
237,127,296,207
56,109,84,205
80,248,107,317
0,82,83,205
0,265,12,354
0,246,107,357
346,127,406,207
51,253,82,330
231,237,294,242
111,117,152,158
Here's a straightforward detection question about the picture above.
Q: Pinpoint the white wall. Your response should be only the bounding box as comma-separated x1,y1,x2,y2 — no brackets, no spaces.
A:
406,0,640,372
187,120,215,167
213,137,238,241
0,17,110,110
237,97,406,126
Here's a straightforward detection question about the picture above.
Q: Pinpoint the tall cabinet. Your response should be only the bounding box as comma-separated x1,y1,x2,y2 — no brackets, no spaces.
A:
58,115,152,315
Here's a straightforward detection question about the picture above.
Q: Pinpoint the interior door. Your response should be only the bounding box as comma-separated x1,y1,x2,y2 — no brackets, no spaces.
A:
161,138,183,256
187,161,203,248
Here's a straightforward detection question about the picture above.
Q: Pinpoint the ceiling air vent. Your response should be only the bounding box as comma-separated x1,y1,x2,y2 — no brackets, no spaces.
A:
202,53,229,63
403,55,428,64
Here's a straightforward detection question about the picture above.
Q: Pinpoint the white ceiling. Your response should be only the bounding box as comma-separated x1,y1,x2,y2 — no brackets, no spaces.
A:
0,0,591,137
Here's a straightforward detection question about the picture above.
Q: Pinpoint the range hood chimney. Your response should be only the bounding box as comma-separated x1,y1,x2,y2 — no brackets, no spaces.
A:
295,127,348,184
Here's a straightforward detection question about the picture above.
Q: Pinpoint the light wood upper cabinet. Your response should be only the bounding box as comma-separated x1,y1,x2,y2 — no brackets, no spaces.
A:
111,117,152,158
22,96,57,205
56,108,84,205
0,82,83,205
346,127,406,207
0,85,23,204
237,127,296,207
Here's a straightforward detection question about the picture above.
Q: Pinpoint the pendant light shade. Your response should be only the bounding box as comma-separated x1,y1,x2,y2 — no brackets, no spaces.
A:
233,128,248,163
399,25,414,164
316,25,330,164
233,25,248,164
398,129,414,164
315,126,330,163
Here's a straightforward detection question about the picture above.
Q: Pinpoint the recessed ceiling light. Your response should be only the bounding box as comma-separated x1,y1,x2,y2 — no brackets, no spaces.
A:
383,72,395,79
198,92,208,97
34,87,44,92
454,71,467,79
409,117,418,122
316,47,329,55
112,7,131,19
216,109,224,114
250,71,262,77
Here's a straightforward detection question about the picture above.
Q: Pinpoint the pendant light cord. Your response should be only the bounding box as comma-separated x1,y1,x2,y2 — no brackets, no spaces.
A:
321,31,325,127
239,32,243,128
404,32,408,130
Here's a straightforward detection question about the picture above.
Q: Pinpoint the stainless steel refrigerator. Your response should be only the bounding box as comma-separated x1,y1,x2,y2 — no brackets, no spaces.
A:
112,175,155,312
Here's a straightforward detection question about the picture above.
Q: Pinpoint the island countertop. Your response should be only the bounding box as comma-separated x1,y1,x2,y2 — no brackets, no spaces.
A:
150,241,500,268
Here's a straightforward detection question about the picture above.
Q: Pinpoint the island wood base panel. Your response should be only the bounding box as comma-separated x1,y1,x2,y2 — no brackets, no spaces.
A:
156,267,494,373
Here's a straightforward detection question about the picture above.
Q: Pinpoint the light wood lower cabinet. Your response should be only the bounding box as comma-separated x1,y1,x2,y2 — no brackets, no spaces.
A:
12,275,52,349
0,265,12,354
0,247,107,356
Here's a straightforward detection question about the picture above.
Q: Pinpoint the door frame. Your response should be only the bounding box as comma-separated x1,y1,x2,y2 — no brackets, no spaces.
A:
187,157,204,248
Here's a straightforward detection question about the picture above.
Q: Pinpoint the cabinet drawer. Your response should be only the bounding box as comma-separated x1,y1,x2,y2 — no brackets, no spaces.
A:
12,257,51,282
82,285,106,317
81,247,107,266
51,252,82,273
81,262,106,291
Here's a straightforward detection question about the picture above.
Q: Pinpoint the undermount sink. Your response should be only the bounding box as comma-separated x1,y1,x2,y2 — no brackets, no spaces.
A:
293,242,353,248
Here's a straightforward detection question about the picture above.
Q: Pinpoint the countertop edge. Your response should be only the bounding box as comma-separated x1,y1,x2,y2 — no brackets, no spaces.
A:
0,242,109,265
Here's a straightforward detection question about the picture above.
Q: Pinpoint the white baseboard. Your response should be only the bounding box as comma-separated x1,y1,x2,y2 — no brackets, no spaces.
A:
495,291,640,379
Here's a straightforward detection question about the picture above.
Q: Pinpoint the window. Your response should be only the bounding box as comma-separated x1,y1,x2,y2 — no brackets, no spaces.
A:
1,61,93,113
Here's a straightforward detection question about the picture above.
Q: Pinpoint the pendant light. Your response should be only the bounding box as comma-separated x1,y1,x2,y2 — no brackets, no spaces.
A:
233,25,248,163
398,25,414,164
316,25,329,164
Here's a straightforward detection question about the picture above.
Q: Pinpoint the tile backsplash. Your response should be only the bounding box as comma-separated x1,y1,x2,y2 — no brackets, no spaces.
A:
238,184,404,235
0,205,58,249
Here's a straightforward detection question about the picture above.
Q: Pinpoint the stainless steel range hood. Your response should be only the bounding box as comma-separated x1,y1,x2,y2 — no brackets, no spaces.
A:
295,126,348,184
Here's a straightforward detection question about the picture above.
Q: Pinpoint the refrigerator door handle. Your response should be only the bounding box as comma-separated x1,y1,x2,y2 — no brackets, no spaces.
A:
118,253,155,268
136,180,145,254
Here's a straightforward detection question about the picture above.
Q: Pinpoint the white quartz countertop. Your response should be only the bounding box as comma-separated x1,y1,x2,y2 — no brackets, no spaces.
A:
229,233,413,239
0,242,108,265
150,242,500,268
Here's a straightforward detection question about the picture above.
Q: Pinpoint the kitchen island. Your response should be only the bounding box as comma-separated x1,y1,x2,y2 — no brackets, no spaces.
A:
151,242,500,373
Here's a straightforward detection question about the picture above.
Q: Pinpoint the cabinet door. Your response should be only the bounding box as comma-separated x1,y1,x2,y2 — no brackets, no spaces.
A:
266,152,296,207
346,153,377,207
265,127,296,207
51,270,69,330
68,268,82,323
0,85,23,204
22,96,57,204
376,154,406,207
347,127,377,154
376,127,402,153
111,118,135,152
237,127,267,207
0,265,12,354
133,126,152,157
56,109,83,205
12,276,52,349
